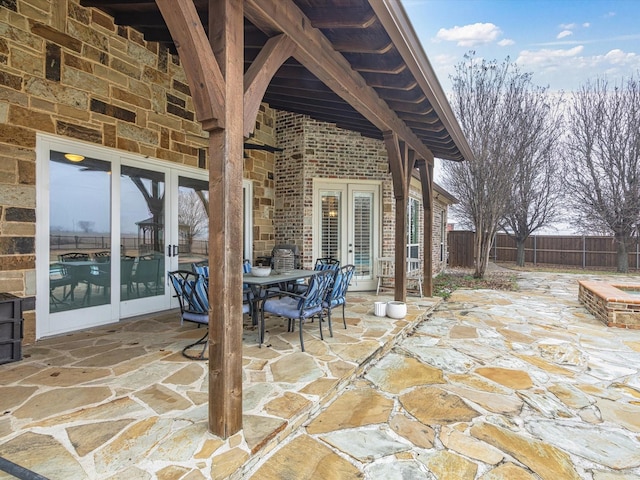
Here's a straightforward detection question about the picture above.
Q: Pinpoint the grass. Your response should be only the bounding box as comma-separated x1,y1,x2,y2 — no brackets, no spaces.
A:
433,268,518,300
496,262,637,276
433,261,639,300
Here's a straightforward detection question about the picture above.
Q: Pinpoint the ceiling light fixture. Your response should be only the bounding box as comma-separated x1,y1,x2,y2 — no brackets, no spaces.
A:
64,153,85,162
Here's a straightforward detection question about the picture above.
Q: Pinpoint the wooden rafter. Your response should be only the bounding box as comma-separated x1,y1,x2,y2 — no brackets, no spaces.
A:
155,0,224,131
244,0,435,164
243,34,296,136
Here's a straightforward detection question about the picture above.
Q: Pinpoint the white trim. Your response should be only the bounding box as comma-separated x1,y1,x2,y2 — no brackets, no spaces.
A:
312,178,381,291
36,133,209,339
243,179,253,262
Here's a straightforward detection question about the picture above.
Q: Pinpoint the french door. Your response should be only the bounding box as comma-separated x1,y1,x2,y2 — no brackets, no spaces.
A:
313,181,380,291
36,135,209,338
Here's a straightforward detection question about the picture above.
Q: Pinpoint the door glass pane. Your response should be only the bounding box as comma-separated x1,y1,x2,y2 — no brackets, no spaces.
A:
49,151,111,312
353,192,373,276
407,197,419,260
178,176,209,270
121,165,165,300
320,192,341,260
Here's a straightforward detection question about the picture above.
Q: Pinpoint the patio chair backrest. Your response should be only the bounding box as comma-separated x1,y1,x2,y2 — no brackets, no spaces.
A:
326,264,355,305
59,252,90,262
192,262,209,277
168,271,209,324
314,257,340,271
299,269,335,311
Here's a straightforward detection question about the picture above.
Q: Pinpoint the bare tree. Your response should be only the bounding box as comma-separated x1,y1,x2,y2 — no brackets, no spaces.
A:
564,76,640,272
443,53,529,278
77,220,95,233
501,90,565,266
179,190,209,253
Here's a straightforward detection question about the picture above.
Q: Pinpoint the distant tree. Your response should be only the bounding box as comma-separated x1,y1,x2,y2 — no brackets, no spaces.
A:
500,90,565,266
77,220,94,233
443,52,533,278
564,76,640,272
179,190,209,253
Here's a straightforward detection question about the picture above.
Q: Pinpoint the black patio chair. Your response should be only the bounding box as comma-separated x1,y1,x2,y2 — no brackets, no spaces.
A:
323,264,356,332
168,270,210,360
168,270,250,360
260,269,335,352
49,262,76,309
131,254,163,296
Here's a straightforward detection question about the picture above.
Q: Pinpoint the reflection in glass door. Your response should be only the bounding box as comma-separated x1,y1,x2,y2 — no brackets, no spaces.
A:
119,164,169,318
48,151,112,314
177,176,209,270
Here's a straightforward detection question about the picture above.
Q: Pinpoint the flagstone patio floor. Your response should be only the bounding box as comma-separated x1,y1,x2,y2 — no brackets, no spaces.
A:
2,269,640,479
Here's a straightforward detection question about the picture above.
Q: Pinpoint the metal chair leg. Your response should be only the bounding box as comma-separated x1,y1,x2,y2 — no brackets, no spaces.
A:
182,329,209,361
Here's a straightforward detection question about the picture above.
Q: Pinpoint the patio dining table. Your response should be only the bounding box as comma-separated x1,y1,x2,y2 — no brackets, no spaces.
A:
242,269,318,327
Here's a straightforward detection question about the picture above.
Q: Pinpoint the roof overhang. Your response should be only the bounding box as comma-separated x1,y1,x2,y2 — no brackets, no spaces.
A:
80,0,472,162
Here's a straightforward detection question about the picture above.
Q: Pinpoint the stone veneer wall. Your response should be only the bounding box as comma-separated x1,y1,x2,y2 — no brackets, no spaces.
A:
0,0,277,342
274,110,451,274
246,104,277,261
579,281,640,329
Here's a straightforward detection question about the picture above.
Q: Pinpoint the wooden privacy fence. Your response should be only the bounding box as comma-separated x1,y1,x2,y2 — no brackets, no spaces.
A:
448,231,640,270
448,230,475,268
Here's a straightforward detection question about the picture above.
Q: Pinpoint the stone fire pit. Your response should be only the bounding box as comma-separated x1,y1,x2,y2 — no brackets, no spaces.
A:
579,280,640,329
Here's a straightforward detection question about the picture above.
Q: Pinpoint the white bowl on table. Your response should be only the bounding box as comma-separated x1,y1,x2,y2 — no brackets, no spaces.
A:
251,266,272,277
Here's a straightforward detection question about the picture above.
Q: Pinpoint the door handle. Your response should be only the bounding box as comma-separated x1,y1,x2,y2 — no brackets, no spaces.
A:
173,245,179,256
167,245,172,257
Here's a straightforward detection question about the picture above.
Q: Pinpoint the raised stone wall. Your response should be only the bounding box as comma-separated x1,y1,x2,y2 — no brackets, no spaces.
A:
579,280,640,329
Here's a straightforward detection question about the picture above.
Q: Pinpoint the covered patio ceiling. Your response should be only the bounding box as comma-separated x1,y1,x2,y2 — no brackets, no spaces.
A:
80,0,472,163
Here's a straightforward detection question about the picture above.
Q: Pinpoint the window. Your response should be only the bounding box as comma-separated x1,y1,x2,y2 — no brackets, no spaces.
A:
407,197,419,260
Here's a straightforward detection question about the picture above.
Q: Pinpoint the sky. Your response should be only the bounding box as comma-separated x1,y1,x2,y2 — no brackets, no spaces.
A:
401,0,640,233
401,0,640,93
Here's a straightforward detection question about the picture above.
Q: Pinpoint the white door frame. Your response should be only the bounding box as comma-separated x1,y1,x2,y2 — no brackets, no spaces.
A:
312,179,381,291
36,133,211,338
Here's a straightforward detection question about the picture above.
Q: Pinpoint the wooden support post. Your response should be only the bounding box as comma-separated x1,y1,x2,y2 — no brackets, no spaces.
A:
419,161,433,297
206,0,244,439
384,131,416,303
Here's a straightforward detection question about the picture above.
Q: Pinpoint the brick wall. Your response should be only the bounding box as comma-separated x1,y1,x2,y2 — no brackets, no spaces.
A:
274,111,451,273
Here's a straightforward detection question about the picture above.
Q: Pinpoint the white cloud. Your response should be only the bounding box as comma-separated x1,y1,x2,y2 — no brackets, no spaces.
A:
559,23,576,29
583,22,591,28
516,46,584,69
435,23,502,47
516,46,640,90
557,30,573,39
498,38,515,46
604,11,616,18
601,48,640,66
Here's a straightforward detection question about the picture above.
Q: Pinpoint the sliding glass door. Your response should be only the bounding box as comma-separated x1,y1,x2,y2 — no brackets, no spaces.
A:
36,135,211,338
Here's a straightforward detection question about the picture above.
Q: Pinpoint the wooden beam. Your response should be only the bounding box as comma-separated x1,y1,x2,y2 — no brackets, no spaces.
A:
384,131,416,302
155,0,225,131
207,0,244,439
244,34,296,136
419,162,433,297
52,0,67,31
244,0,435,164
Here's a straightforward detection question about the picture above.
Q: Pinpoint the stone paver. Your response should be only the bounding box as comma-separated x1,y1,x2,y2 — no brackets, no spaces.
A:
2,270,640,479
251,270,640,480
